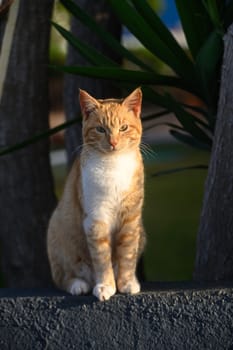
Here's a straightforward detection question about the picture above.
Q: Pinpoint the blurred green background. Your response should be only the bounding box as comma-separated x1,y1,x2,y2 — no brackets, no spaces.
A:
0,1,210,286
49,0,210,282
143,144,208,280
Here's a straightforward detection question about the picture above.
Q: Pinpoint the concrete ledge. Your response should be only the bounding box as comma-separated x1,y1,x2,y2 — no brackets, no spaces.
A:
0,282,233,349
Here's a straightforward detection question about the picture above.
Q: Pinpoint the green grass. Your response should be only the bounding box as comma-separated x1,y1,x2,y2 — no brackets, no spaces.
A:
52,143,209,282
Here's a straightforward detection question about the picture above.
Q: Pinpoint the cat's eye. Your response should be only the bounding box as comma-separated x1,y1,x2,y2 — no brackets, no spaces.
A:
96,126,106,133
119,124,128,132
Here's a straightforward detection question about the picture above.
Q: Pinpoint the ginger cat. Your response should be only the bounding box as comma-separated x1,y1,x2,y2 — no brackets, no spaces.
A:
47,87,146,301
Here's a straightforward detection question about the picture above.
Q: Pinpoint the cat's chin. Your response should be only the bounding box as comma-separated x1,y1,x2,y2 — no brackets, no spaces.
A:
87,143,140,156
85,146,118,154
103,148,126,155
97,147,121,154
100,145,138,154
86,143,139,155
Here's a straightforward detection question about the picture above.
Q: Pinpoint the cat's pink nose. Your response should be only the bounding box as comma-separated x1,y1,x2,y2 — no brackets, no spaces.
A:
109,139,118,149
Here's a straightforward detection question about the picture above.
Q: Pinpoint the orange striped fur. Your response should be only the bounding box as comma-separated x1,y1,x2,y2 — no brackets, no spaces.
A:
47,88,146,301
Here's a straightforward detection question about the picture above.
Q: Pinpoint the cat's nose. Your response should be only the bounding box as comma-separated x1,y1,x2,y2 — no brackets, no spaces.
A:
109,138,118,149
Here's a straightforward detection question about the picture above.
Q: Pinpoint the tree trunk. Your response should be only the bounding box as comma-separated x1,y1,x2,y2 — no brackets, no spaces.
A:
63,0,122,165
0,5,8,45
194,24,233,281
0,0,56,287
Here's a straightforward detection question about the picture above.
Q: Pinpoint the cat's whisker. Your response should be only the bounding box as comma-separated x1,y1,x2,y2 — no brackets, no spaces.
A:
140,142,156,160
141,142,156,155
141,149,156,160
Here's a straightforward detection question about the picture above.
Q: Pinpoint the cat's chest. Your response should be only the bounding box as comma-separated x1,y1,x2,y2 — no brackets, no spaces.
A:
81,152,137,206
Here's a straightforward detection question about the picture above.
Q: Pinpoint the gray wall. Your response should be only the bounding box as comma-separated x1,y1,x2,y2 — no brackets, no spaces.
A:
0,283,233,349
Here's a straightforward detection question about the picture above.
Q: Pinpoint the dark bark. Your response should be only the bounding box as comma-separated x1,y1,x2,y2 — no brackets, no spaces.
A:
0,0,56,287
0,0,13,21
194,24,233,281
0,0,11,47
63,0,122,165
0,14,7,46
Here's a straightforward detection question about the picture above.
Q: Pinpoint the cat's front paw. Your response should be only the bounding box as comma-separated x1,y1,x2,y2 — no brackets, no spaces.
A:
117,277,140,295
93,283,116,301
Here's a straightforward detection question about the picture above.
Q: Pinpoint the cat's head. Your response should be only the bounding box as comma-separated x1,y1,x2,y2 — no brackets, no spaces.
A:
79,88,142,154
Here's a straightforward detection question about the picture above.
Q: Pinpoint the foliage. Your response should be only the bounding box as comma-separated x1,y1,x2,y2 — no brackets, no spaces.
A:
51,0,233,151
49,0,70,67
1,0,233,158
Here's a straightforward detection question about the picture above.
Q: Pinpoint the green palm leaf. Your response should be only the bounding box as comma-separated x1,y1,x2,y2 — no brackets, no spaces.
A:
152,164,208,177
195,29,223,115
52,22,117,67
224,0,233,29
170,130,211,151
51,65,198,93
108,0,197,87
60,0,152,72
0,117,81,157
175,0,213,58
131,0,192,71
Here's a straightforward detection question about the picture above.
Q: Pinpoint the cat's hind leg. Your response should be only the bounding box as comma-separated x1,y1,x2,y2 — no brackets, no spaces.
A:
67,278,91,295
64,261,93,296
50,256,93,296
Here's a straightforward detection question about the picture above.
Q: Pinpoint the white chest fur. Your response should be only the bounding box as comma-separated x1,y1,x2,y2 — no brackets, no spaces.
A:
81,151,138,230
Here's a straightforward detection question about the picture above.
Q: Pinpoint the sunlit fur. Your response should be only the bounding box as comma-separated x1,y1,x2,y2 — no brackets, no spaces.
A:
47,88,146,301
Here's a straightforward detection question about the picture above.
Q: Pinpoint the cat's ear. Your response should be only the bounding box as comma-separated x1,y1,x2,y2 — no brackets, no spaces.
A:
79,89,100,119
122,87,142,118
